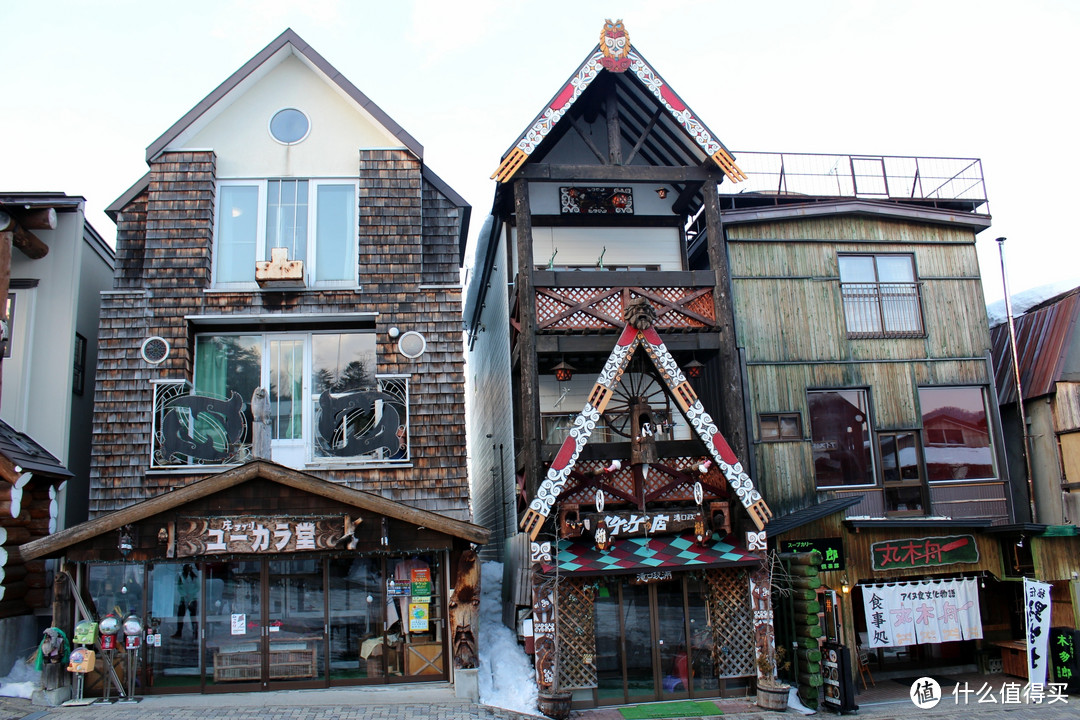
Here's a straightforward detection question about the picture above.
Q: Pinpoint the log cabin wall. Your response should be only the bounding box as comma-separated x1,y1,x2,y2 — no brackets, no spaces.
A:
89,148,470,520
724,213,1008,519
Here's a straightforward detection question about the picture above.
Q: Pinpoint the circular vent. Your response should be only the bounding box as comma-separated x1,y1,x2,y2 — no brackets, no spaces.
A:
398,331,427,359
141,336,170,364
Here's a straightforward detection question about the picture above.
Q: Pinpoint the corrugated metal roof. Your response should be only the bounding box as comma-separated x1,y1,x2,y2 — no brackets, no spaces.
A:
991,287,1080,404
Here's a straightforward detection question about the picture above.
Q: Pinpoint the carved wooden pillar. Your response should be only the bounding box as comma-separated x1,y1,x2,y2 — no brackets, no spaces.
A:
514,178,542,504
702,177,749,463
448,549,481,669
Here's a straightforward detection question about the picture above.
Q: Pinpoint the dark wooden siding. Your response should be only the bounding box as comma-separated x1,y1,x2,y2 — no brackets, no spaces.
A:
89,149,471,522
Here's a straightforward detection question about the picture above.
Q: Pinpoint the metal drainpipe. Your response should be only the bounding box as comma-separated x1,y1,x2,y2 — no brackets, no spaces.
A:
997,237,1036,523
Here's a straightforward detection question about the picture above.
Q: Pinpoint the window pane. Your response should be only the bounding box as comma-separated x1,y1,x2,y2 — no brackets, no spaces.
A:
194,336,262,454
760,415,780,440
312,333,384,459
808,390,874,487
919,387,994,480
217,185,259,283
267,180,309,262
875,256,915,283
838,256,876,282
269,338,304,440
316,184,355,282
779,415,801,439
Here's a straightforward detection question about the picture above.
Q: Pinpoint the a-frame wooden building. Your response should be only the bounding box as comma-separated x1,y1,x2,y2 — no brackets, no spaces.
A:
465,21,774,711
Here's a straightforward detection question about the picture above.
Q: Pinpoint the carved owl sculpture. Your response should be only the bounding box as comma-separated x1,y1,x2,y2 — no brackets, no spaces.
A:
600,19,631,72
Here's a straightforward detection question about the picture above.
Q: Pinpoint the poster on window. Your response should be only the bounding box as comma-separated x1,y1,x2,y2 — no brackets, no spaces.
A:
1024,578,1052,684
409,603,429,632
861,578,982,648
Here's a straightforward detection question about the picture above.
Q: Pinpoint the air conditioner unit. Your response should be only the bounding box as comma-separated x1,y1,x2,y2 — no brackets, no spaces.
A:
255,247,305,289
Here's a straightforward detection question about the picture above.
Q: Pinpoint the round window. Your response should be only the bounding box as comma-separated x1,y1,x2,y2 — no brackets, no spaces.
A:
269,108,310,144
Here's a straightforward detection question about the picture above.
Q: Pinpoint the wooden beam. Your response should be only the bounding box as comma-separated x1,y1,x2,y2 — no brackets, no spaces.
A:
0,212,48,259
514,178,543,511
671,182,704,216
570,115,608,165
16,208,57,231
624,107,663,166
606,79,622,165
535,333,721,354
0,230,9,402
518,164,724,183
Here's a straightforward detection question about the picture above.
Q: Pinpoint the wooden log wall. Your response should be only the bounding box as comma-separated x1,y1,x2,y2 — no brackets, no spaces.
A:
0,478,58,618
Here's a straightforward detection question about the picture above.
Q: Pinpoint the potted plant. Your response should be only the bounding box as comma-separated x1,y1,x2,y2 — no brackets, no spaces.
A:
755,644,791,711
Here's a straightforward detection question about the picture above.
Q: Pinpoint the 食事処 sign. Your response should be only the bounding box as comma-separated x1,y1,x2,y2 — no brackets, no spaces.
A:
870,534,978,571
174,516,343,556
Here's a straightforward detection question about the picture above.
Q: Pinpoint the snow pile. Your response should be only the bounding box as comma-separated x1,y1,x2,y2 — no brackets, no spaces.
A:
0,658,39,699
478,561,538,714
986,279,1079,327
788,686,815,714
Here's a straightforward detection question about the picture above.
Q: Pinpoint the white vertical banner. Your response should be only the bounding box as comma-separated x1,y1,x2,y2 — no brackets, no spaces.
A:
862,584,894,648
956,578,983,641
1024,578,1053,684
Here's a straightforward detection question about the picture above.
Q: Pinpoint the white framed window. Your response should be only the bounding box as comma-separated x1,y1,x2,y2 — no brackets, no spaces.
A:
213,179,358,288
152,330,412,469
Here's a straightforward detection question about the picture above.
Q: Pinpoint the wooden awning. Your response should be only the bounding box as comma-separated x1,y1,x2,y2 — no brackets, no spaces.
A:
19,459,489,561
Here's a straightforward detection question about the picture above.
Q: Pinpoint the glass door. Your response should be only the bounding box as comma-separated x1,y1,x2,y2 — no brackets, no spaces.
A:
621,582,656,701
145,562,201,691
266,558,325,687
655,580,690,700
203,560,263,690
328,557,394,683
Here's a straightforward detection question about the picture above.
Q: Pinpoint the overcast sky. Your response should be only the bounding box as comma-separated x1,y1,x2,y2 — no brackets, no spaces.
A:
3,0,1077,305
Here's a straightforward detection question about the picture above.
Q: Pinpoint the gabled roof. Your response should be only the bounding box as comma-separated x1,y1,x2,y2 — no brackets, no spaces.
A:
18,460,488,561
491,21,745,184
992,286,1080,404
0,418,72,483
146,28,421,162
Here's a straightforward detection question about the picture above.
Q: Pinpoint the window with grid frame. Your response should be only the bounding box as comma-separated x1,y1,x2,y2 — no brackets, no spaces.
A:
759,412,802,442
214,179,358,287
838,254,924,338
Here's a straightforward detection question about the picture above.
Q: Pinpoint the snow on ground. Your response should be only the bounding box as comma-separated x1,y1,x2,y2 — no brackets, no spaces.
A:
0,658,39,699
478,561,538,714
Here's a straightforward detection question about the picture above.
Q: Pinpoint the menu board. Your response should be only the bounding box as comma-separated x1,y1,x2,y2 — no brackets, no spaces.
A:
822,641,857,712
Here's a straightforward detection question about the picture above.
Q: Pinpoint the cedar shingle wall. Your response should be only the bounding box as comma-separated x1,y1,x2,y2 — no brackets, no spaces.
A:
113,193,147,289
89,149,472,522
422,182,462,284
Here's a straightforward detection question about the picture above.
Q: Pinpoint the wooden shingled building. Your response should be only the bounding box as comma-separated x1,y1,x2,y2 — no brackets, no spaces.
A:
19,29,488,696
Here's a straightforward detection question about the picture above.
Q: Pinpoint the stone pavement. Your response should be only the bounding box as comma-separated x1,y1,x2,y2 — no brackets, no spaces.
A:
0,677,1073,720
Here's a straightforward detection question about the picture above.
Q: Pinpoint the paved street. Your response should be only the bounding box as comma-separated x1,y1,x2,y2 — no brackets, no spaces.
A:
0,676,1073,720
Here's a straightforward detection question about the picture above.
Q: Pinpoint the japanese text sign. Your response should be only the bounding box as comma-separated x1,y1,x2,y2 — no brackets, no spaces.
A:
871,534,978,570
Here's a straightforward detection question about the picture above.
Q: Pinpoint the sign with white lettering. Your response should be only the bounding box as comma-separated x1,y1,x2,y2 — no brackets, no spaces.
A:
579,509,701,539
174,516,343,556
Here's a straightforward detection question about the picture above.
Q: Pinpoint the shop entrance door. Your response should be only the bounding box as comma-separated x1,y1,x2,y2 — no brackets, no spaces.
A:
595,576,708,704
202,559,326,689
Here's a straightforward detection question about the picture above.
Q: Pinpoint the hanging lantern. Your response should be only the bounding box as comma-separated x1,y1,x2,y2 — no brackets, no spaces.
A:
552,360,576,382
684,358,705,379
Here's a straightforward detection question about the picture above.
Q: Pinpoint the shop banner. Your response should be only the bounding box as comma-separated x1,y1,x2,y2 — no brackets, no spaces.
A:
1023,578,1052,684
862,577,982,648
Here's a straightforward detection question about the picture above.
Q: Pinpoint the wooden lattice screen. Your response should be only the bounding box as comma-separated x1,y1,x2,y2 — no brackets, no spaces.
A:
705,568,755,677
557,578,598,689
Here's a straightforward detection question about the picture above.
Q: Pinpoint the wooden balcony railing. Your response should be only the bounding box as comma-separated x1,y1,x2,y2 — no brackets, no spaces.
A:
533,270,717,332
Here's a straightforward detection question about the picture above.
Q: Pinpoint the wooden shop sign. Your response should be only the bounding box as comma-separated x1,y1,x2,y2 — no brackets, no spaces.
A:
173,516,343,557
780,537,845,571
870,534,978,571
579,508,701,539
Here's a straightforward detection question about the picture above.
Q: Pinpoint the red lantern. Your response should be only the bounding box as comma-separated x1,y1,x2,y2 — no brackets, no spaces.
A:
552,361,576,382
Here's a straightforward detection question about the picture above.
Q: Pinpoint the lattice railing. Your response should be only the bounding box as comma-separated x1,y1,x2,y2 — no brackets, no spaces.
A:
557,578,598,689
705,568,755,677
536,286,716,331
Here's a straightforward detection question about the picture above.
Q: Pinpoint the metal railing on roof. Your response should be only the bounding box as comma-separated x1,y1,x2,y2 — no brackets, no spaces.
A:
720,152,988,212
